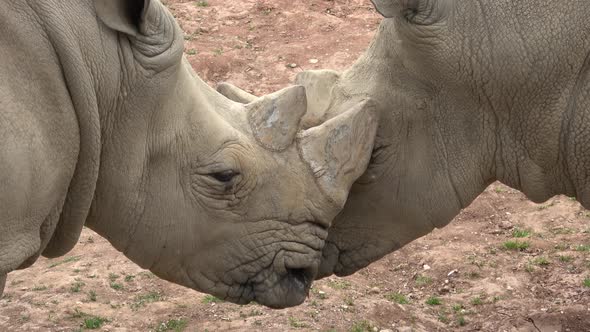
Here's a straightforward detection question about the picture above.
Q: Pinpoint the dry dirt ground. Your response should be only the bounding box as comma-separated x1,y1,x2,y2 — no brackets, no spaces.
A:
2,1,590,331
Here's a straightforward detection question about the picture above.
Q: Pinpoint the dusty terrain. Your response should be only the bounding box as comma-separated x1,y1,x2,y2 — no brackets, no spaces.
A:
1,1,589,331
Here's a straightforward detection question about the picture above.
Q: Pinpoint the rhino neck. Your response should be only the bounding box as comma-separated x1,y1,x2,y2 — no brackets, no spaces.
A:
34,0,104,257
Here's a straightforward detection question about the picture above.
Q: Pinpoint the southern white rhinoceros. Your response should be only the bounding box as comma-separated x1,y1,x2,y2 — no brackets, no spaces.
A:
220,0,590,279
0,0,380,308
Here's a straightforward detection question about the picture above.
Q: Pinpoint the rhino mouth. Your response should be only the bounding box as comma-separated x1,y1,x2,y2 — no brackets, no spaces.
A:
251,265,316,308
246,249,320,309
183,220,327,309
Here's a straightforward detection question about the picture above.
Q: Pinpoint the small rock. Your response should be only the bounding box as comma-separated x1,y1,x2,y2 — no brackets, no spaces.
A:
397,327,413,332
447,269,458,277
368,287,381,294
340,305,349,310
499,220,513,229
309,58,319,64
288,63,298,68
318,290,326,295
380,330,394,332
372,327,379,332
423,264,431,270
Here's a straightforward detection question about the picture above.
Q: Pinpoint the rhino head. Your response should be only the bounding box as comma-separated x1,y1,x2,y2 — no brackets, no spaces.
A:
59,0,379,309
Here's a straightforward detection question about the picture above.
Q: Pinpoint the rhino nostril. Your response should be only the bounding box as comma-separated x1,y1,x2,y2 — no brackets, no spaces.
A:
286,268,312,291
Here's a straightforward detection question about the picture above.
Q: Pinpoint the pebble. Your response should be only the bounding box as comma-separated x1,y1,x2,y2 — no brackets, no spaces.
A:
423,264,431,270
397,327,413,332
368,287,381,294
379,330,393,332
309,58,319,64
288,63,298,68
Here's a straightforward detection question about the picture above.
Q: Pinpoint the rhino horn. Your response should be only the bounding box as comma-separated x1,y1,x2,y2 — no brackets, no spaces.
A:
247,86,307,152
298,99,379,208
217,82,258,104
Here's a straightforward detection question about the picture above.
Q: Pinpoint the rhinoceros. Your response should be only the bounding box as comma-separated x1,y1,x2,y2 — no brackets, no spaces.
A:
220,0,590,279
0,0,379,308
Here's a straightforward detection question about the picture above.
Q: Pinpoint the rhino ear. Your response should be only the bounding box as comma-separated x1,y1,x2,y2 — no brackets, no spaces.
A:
298,100,379,208
247,86,307,152
95,0,152,36
370,0,397,18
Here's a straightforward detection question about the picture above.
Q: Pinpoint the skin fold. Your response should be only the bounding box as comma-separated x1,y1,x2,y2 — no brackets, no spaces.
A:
220,0,590,279
0,0,379,308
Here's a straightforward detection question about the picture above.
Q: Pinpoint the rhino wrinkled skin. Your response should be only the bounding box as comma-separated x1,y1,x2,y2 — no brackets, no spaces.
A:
0,0,379,308
221,0,590,279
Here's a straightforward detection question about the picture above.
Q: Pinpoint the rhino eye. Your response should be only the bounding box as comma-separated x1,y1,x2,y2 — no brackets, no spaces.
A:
209,170,239,183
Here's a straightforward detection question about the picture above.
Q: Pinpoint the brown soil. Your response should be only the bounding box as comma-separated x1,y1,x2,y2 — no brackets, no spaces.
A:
2,1,589,331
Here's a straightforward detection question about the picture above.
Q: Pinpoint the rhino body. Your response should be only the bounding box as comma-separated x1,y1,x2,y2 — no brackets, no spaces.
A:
307,0,590,278
0,0,379,308
221,0,590,279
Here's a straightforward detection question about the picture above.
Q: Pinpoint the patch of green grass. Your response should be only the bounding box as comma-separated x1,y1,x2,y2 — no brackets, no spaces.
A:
558,255,574,262
512,228,531,238
88,291,97,302
538,202,555,210
576,244,590,252
48,256,81,268
532,257,550,266
452,303,464,312
426,296,442,306
438,312,450,323
349,320,374,332
415,274,433,286
239,309,262,319
108,273,119,281
109,282,123,290
186,48,197,56
155,318,188,332
70,280,85,293
32,285,48,291
327,279,351,290
554,243,570,250
202,295,223,304
213,48,224,56
131,292,162,309
471,296,484,305
124,275,135,282
344,297,355,306
288,317,307,328
503,240,530,251
83,316,109,329
195,0,208,7
312,288,327,300
385,292,409,304
457,315,467,326
583,278,590,288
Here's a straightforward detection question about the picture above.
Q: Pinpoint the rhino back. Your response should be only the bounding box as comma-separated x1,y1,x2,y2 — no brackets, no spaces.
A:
0,1,80,274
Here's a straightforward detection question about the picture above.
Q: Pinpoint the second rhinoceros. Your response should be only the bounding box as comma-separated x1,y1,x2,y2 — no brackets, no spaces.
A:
221,0,590,280
0,0,379,308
